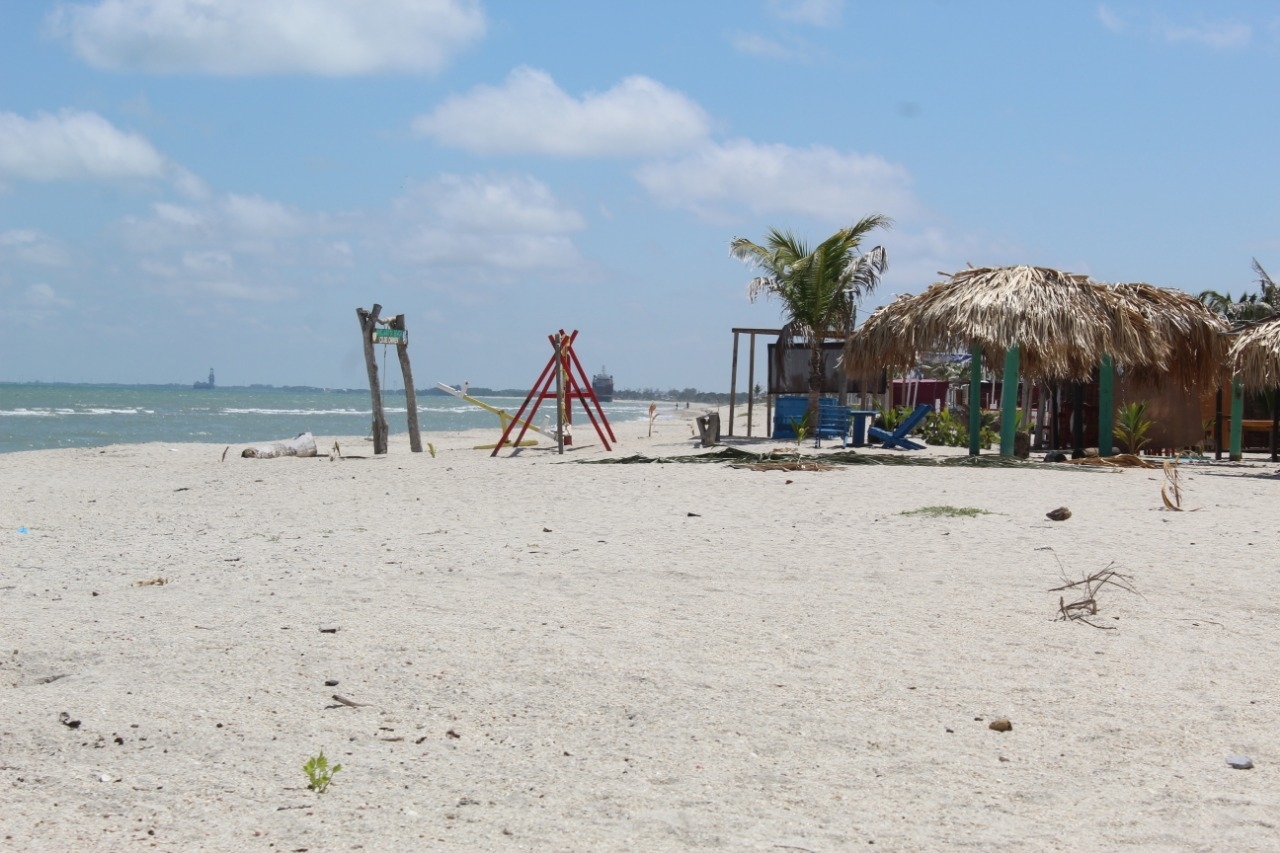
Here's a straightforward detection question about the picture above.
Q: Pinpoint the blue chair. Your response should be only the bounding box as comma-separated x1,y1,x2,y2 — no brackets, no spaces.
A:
815,402,853,447
867,403,932,450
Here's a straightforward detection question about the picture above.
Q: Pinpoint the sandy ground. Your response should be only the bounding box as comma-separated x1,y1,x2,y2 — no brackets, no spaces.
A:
2,405,1279,851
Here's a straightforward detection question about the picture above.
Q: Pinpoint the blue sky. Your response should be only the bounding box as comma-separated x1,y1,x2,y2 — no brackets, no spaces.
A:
1,1,1278,391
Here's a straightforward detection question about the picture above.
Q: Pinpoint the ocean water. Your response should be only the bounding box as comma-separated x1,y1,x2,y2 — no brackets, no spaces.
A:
0,383,658,454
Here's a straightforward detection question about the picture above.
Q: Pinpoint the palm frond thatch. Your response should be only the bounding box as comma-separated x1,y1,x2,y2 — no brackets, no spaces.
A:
1105,282,1229,389
844,265,1143,383
843,266,1230,389
1229,315,1280,389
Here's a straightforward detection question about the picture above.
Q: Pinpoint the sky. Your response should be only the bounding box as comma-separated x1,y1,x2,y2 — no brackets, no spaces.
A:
1,1,1278,392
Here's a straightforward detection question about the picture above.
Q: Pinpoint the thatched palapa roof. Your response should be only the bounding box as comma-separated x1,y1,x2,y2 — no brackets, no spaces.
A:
844,266,1158,383
1104,282,1229,389
844,265,1228,388
1228,315,1280,389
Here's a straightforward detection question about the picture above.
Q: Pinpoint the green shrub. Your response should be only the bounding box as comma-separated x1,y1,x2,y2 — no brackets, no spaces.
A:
1114,401,1154,454
917,407,996,449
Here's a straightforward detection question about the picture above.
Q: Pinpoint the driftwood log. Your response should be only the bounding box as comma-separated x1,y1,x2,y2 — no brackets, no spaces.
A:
241,432,318,459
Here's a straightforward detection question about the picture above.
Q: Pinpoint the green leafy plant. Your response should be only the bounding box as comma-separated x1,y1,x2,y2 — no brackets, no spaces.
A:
1114,401,1154,454
303,749,342,794
788,411,812,447
874,401,911,431
917,408,997,449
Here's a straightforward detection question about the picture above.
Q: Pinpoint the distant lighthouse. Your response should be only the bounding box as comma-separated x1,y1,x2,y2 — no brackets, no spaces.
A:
194,368,215,390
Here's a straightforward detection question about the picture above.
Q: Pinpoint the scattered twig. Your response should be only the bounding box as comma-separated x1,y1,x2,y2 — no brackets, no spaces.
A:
331,694,372,708
1049,559,1139,629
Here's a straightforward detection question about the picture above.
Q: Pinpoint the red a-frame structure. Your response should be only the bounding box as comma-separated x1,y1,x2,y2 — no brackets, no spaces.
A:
492,330,615,456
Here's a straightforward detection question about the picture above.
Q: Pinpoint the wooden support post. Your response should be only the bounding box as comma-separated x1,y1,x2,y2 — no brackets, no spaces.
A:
728,331,740,438
1049,383,1060,453
1214,387,1223,461
1229,378,1244,461
555,332,566,455
746,332,757,438
999,345,1020,457
1071,382,1086,458
1097,354,1114,457
356,304,388,455
967,342,982,456
1272,387,1279,463
388,314,423,453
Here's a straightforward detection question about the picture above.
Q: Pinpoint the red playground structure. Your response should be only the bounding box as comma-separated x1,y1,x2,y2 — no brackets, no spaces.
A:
492,330,616,456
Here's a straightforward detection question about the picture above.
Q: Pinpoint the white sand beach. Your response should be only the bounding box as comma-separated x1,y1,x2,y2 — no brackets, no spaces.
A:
2,410,1278,851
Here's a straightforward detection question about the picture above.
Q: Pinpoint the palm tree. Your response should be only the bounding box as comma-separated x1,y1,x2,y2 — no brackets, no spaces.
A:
1253,257,1278,307
730,215,891,429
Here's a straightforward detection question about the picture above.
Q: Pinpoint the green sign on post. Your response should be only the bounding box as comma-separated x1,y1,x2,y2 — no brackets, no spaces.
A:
371,328,406,345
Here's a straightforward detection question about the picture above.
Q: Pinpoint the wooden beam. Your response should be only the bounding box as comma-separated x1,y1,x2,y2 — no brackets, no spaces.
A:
389,314,422,453
356,304,388,455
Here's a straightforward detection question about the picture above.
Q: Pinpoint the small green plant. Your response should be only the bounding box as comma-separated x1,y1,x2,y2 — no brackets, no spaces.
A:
303,749,342,794
917,408,997,449
874,401,911,431
1114,401,1154,454
901,505,992,518
788,411,812,447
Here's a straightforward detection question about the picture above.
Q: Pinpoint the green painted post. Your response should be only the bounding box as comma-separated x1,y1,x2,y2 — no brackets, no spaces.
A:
1097,354,1115,457
1230,378,1245,461
967,342,982,456
999,346,1020,457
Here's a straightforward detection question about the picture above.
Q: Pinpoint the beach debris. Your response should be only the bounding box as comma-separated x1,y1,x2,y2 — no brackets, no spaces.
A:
1160,460,1198,511
325,679,339,687
59,712,82,729
1050,561,1138,629
1227,755,1254,770
1064,453,1156,468
583,447,1111,470
1046,506,1072,521
331,694,371,708
220,446,230,462
132,577,167,587
687,512,701,517
988,718,1012,732
319,625,340,634
446,728,461,739
17,526,28,534
241,432,317,459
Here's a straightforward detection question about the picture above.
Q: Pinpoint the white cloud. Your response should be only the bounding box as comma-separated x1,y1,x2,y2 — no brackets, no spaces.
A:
388,173,593,282
0,110,167,182
414,67,710,157
0,230,71,266
220,194,305,237
404,174,586,233
1096,5,1126,34
769,0,843,28
728,32,802,60
50,0,485,76
1162,19,1250,49
398,229,586,275
1097,5,1251,49
22,282,75,310
635,139,920,224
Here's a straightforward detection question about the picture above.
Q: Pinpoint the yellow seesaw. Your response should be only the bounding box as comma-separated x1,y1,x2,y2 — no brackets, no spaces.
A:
434,382,554,449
